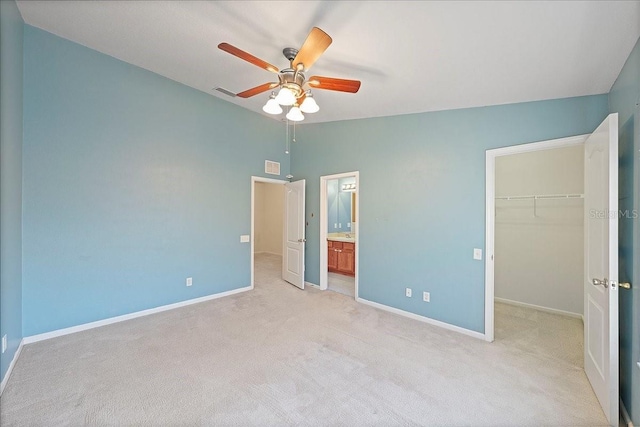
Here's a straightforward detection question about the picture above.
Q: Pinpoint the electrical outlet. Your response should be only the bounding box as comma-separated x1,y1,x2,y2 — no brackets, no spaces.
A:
423,292,430,302
186,277,193,287
2,335,7,353
405,288,412,297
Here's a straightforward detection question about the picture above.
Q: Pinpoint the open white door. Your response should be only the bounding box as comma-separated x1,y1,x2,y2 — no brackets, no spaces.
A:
283,179,305,289
584,113,619,426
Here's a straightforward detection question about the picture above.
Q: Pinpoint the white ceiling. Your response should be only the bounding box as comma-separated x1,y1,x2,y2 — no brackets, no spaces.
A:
16,1,640,124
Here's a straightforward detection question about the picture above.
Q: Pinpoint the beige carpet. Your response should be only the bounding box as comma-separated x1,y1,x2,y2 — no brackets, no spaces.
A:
0,254,607,426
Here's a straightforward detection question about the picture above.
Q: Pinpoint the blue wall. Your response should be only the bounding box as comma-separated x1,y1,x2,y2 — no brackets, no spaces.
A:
22,26,289,336
292,95,609,332
0,0,24,385
610,36,640,424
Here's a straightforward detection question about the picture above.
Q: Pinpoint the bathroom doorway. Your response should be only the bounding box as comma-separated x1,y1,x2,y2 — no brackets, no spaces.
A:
319,172,359,298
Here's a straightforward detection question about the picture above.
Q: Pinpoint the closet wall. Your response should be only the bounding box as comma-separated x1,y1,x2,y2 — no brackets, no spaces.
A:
495,145,584,316
254,182,284,256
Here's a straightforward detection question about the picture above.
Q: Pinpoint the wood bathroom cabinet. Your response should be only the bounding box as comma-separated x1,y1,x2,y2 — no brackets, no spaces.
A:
328,240,355,276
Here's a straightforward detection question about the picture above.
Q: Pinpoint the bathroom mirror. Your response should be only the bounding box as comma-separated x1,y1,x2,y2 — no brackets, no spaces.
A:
327,178,356,233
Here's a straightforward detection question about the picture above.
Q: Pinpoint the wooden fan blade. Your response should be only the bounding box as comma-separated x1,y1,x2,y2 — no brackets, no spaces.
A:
218,43,279,73
307,76,361,93
292,27,332,71
236,82,279,98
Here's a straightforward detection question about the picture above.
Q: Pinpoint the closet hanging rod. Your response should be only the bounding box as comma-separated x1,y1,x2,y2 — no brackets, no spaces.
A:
495,193,584,201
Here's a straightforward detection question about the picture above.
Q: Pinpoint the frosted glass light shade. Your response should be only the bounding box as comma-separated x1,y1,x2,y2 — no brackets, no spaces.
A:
262,97,282,114
300,96,319,113
286,106,304,122
275,87,296,106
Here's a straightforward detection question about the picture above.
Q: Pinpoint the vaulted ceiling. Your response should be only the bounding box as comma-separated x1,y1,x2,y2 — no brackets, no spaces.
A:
16,1,640,124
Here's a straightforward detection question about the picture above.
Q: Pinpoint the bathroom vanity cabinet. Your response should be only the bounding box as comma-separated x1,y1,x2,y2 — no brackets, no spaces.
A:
328,240,355,276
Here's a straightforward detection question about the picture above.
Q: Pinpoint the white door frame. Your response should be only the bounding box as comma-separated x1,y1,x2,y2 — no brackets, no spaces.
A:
251,176,287,289
484,135,587,342
319,171,360,297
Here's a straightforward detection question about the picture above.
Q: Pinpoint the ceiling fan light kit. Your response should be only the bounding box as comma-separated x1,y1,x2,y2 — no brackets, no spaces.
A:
262,92,282,115
275,86,297,106
218,27,361,122
286,106,305,122
299,92,319,113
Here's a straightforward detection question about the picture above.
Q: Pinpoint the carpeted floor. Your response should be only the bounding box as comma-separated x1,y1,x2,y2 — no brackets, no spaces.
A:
0,253,607,426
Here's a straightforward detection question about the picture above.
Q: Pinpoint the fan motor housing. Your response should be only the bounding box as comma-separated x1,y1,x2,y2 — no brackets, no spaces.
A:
278,68,305,97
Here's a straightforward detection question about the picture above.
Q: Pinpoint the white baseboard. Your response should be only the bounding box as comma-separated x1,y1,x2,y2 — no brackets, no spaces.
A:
621,398,634,427
494,297,582,320
0,338,24,396
24,286,253,344
356,297,486,340
305,281,320,289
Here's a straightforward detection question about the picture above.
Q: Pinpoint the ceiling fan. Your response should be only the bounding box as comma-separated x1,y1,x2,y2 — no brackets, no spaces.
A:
218,27,361,121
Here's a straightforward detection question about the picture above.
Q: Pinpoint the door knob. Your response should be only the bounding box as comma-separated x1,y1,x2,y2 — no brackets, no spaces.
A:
592,278,608,288
297,238,306,243
620,282,632,289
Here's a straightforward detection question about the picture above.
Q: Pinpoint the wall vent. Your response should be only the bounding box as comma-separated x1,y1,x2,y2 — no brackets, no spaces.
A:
214,87,236,97
265,160,281,176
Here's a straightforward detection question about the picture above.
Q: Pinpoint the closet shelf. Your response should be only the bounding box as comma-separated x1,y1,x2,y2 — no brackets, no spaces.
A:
495,193,583,218
495,193,583,201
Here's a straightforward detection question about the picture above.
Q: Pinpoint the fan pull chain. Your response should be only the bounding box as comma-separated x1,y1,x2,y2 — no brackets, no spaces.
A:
285,116,290,154
293,121,296,143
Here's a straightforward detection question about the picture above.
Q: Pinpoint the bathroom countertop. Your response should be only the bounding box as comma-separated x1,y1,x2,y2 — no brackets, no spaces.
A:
327,233,356,243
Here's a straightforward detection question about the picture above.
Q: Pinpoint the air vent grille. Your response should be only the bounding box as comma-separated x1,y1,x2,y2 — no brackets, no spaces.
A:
265,160,280,176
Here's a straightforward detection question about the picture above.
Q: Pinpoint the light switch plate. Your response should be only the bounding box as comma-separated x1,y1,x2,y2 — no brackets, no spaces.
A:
473,248,482,260
240,235,250,243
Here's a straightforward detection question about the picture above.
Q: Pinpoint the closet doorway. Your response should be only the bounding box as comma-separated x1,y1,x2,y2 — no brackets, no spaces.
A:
319,172,359,298
492,142,586,368
484,135,587,341
494,144,585,317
